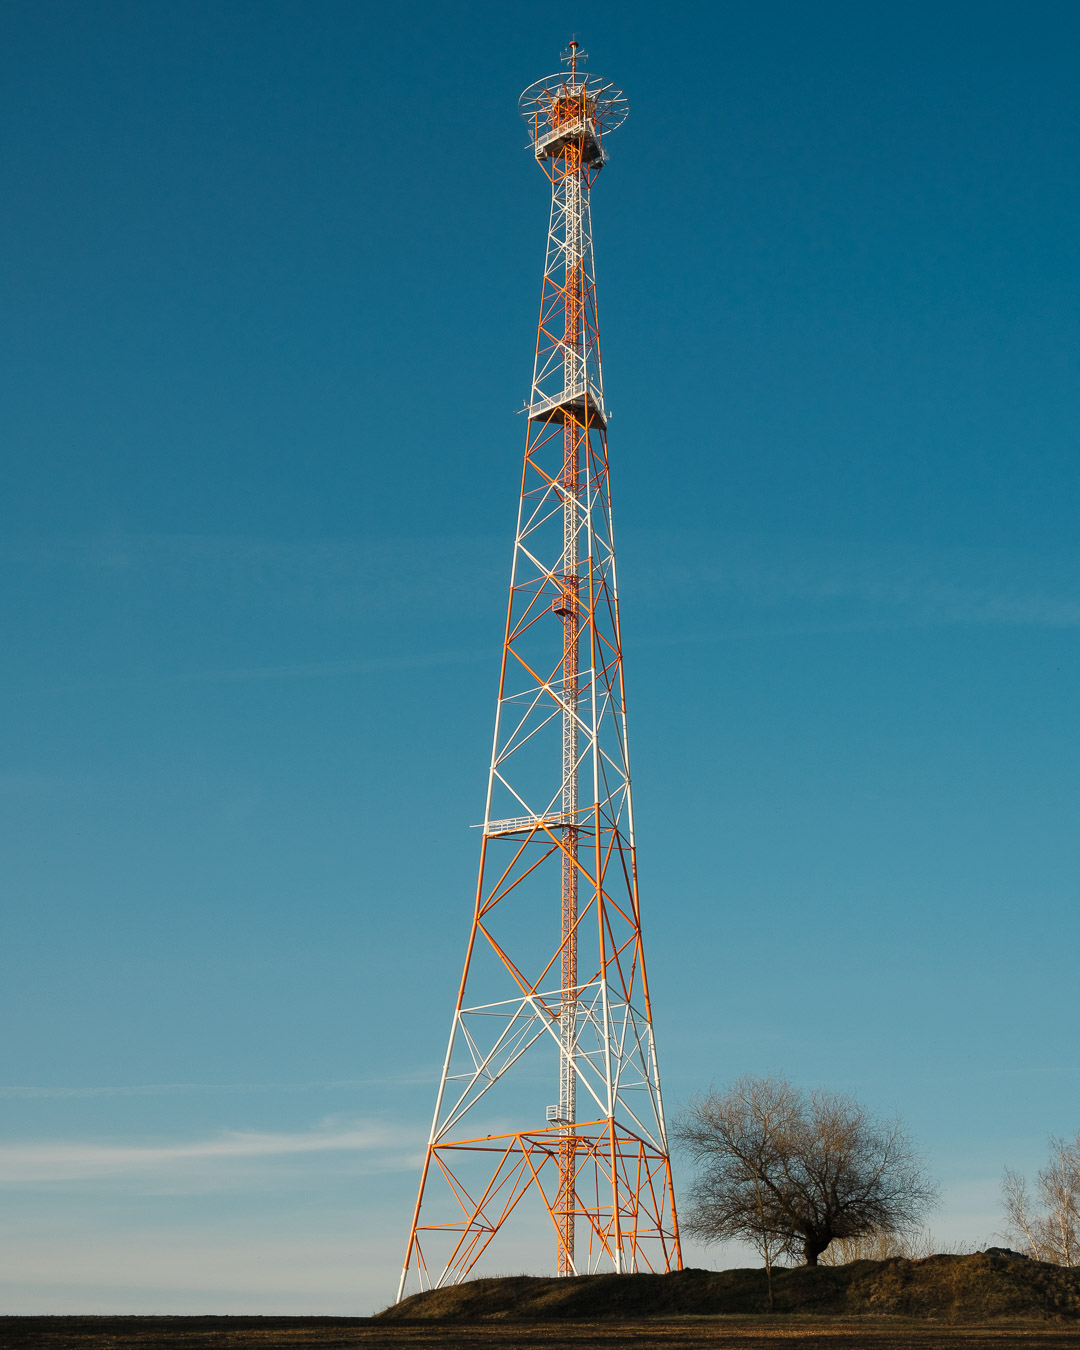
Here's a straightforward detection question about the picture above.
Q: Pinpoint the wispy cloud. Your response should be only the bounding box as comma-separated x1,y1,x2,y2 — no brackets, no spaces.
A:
9,531,1080,697
986,1064,1080,1078
622,530,1080,632
165,649,492,684
18,650,495,700
0,1118,416,1183
0,772,62,795
16,528,1080,633
1,532,505,620
0,1071,436,1100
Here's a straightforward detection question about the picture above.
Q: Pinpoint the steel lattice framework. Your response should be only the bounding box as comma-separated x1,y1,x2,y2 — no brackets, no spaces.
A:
397,43,681,1300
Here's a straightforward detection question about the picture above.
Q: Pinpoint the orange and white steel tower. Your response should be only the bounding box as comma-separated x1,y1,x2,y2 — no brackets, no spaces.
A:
397,43,681,1299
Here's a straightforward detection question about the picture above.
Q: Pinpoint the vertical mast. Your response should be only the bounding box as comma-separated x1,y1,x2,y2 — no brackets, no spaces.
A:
556,42,584,1272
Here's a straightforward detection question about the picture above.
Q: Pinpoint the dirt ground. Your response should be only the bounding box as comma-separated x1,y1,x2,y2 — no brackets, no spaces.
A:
4,1318,1080,1350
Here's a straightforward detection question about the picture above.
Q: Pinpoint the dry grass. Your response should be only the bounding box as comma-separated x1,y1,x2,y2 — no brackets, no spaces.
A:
381,1254,1080,1323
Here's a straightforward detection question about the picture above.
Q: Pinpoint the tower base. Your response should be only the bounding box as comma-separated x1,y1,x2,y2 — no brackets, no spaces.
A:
399,1122,680,1298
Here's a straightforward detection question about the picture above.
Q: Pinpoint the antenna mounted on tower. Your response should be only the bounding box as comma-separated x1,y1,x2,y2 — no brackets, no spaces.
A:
518,52,628,165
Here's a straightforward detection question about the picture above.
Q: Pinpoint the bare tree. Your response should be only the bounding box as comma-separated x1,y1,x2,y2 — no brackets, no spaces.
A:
1002,1135,1080,1266
675,1075,938,1268
675,1075,800,1306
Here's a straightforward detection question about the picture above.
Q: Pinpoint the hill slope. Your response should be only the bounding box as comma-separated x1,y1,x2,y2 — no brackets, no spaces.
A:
381,1253,1080,1322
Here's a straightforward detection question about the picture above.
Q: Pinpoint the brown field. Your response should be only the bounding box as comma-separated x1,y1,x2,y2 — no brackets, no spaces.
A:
9,1257,1080,1349
5,1319,1080,1350
5,1316,1080,1349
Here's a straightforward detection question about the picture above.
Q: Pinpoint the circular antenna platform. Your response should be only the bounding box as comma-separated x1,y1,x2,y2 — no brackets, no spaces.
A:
518,70,629,145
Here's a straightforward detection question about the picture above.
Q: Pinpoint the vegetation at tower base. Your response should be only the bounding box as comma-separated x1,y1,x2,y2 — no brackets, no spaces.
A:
378,1252,1080,1322
674,1075,938,1268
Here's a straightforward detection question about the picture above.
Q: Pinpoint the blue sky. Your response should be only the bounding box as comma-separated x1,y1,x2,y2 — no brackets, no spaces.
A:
4,0,1080,1314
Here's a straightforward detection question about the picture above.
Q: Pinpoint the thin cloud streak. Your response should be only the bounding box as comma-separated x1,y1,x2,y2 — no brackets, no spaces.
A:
624,530,1080,631
0,532,505,621
0,1120,415,1183
10,529,1080,702
18,650,494,699
165,650,492,683
0,1071,438,1099
11,529,1080,636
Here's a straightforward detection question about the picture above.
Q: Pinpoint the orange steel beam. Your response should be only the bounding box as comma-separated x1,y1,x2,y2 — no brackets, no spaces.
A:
410,1127,679,1287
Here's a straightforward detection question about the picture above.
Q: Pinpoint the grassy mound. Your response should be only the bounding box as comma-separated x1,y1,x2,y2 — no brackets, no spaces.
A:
380,1252,1080,1322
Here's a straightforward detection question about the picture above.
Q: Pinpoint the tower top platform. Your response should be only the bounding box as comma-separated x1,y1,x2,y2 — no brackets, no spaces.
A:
518,48,628,165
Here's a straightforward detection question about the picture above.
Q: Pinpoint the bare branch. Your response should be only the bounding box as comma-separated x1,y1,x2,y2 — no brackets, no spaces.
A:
1004,1133,1080,1266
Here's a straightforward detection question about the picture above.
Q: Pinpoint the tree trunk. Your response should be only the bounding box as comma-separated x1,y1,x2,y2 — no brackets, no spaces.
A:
803,1235,830,1266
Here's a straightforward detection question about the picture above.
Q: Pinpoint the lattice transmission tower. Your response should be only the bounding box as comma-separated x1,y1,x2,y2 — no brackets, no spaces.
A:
397,43,681,1300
